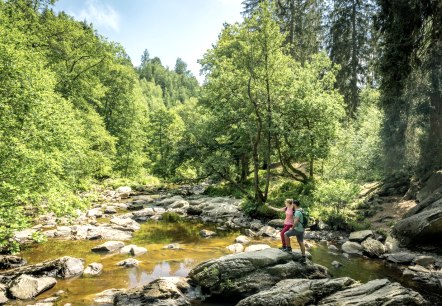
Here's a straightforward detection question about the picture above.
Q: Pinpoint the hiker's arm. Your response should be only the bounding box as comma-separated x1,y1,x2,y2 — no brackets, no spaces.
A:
292,216,300,229
265,203,284,212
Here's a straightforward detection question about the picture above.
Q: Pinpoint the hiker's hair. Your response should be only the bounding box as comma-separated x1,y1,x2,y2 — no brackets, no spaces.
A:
285,199,294,205
293,200,301,206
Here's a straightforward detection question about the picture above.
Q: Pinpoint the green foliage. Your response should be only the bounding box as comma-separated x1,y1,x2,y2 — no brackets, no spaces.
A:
161,212,183,223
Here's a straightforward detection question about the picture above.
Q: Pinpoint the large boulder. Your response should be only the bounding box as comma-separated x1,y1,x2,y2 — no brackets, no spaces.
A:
114,277,202,306
386,252,416,264
349,230,373,243
188,248,329,299
318,278,426,305
361,238,386,257
244,244,271,252
120,244,147,256
236,277,356,306
341,241,363,255
8,275,57,300
416,171,442,203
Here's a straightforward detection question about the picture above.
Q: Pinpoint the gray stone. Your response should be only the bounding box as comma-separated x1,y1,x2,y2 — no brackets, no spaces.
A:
9,275,57,300
328,245,339,252
257,226,279,238
267,219,285,228
413,255,436,268
417,171,442,203
94,288,124,304
235,235,251,244
83,263,103,276
55,226,72,237
244,229,258,238
361,237,386,257
132,208,156,218
200,229,216,237
117,186,132,198
331,261,342,268
104,206,117,214
189,248,329,298
244,244,271,252
92,241,125,253
163,243,181,250
86,208,103,218
119,244,147,256
62,257,84,278
0,255,26,270
237,277,355,306
384,235,400,253
341,241,363,255
318,278,426,305
386,252,416,264
0,284,8,304
13,228,37,243
114,277,199,306
110,217,141,232
117,258,140,267
226,243,244,253
349,230,373,243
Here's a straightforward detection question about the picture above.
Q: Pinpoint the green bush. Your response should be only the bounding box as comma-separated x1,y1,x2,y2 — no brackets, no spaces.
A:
161,212,183,223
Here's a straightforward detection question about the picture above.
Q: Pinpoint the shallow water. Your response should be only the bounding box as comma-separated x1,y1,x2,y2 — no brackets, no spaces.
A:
14,221,439,305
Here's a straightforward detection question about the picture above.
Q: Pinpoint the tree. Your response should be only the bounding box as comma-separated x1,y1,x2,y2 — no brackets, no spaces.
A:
326,0,379,117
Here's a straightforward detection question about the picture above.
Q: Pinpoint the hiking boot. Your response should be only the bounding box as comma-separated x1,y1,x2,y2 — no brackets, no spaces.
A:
278,246,287,251
284,247,292,253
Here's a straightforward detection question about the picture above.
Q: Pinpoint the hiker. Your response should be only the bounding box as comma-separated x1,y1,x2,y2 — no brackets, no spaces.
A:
265,199,295,251
284,199,306,262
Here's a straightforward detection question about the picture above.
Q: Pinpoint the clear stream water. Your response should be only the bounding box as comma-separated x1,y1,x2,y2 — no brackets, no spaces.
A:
13,219,439,305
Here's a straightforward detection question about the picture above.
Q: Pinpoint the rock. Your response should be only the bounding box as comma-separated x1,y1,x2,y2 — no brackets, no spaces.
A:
318,278,426,305
417,171,442,203
257,226,279,238
83,263,103,276
92,241,125,253
267,219,285,228
94,288,124,304
189,248,329,298
249,220,264,231
114,277,201,306
62,257,85,278
117,186,132,198
349,230,373,242
132,208,156,218
341,241,364,255
244,229,257,238
328,245,339,252
386,252,416,264
236,277,356,306
104,206,117,214
235,235,251,244
54,226,72,237
384,235,400,253
226,243,244,253
413,255,436,268
163,243,181,250
110,217,141,232
119,244,147,256
332,260,342,268
0,284,8,304
187,206,202,215
168,200,190,209
244,244,271,252
127,203,144,210
0,255,26,270
117,258,140,267
90,226,133,241
361,237,386,257
86,208,103,218
200,229,216,237
393,205,442,248
408,265,430,273
13,228,37,243
9,275,57,300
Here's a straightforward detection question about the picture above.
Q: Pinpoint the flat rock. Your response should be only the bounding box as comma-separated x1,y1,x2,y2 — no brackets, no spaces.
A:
349,230,373,242
110,217,141,232
104,206,117,214
235,235,251,244
83,263,103,276
86,208,103,218
0,255,26,270
92,241,125,253
9,275,57,300
189,248,329,298
119,244,147,256
117,258,140,267
94,288,124,304
413,255,436,268
361,237,386,257
237,277,356,306
226,243,244,253
341,241,363,255
318,278,426,305
200,229,216,237
114,277,200,306
244,244,271,252
386,252,416,264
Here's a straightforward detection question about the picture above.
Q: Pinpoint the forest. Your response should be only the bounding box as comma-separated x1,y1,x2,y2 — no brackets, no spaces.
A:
0,0,441,252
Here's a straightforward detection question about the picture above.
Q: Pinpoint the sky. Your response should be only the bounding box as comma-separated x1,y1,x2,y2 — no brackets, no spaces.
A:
53,0,245,82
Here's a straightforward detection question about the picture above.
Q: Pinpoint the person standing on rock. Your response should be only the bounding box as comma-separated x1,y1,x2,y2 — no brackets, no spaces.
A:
265,199,295,251
284,200,306,262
